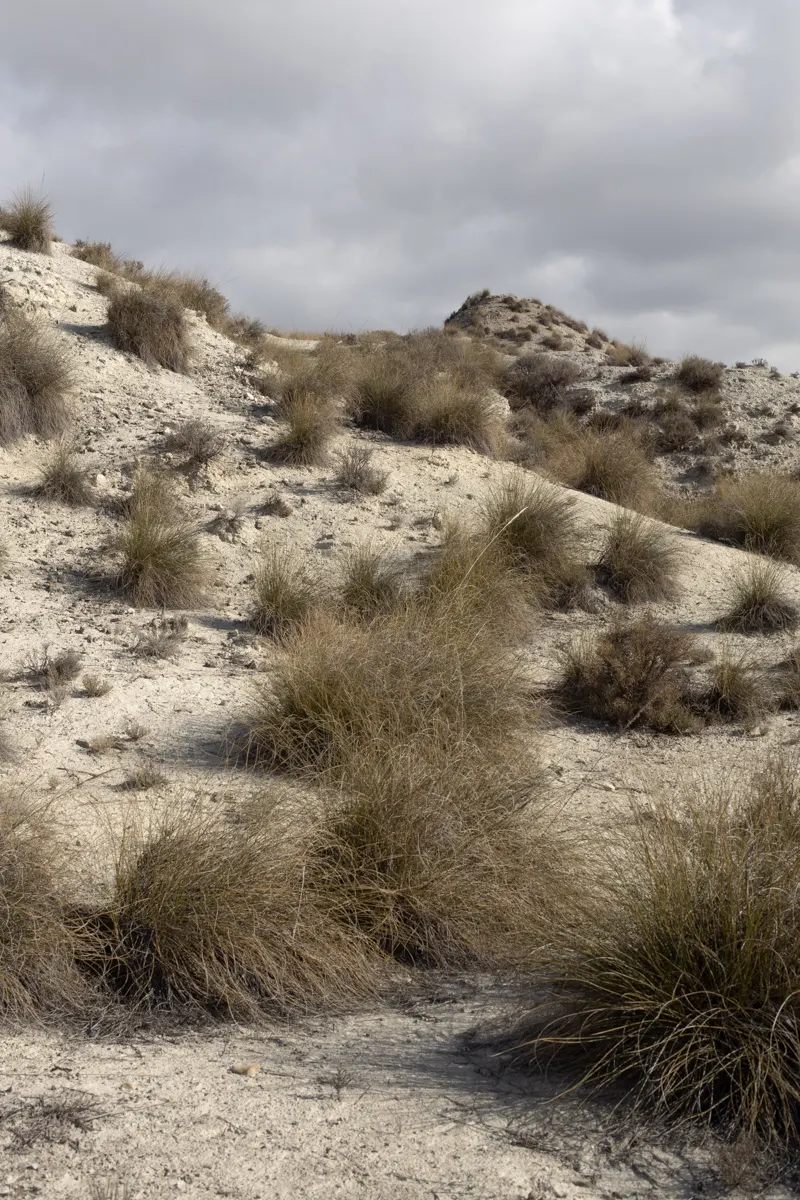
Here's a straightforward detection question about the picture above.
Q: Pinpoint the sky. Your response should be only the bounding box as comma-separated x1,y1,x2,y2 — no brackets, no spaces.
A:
2,0,800,368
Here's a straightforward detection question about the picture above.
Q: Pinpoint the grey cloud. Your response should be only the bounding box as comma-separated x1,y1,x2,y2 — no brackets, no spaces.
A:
2,0,800,366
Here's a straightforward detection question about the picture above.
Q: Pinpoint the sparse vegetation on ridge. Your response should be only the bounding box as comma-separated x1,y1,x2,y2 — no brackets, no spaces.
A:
106,283,192,372
1,189,53,254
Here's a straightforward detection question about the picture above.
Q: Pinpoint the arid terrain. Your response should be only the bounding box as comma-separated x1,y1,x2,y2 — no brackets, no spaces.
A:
3,207,800,1199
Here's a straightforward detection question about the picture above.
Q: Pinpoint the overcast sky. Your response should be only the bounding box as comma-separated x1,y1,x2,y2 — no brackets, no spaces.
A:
3,0,800,367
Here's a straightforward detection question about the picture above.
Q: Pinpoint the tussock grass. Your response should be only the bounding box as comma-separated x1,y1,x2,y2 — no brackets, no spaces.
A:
164,419,225,467
106,284,192,372
776,647,800,710
132,616,188,659
115,469,206,608
34,439,91,505
26,646,83,691
89,805,378,1018
606,341,650,367
479,471,589,607
551,425,658,509
340,544,404,618
252,544,320,637
597,514,681,603
349,357,416,436
516,759,800,1143
334,445,388,494
686,474,800,564
82,674,112,698
0,792,90,1018
269,388,337,465
2,189,53,253
699,650,770,725
165,274,229,329
72,240,125,271
716,561,799,634
414,376,503,454
675,355,724,394
0,314,72,444
558,618,703,733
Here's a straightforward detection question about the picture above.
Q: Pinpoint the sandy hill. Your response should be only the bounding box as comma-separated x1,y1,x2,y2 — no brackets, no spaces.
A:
1,232,800,1199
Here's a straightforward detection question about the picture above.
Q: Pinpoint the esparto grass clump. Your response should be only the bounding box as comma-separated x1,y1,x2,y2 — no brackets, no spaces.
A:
597,513,681,603
0,313,72,445
115,468,206,608
716,561,799,634
2,189,53,253
106,284,192,372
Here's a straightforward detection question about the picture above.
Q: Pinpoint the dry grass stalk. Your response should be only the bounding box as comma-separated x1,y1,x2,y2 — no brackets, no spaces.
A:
334,445,388,494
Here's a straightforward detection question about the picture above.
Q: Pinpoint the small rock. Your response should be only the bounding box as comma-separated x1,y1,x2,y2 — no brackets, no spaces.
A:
230,1063,261,1077
599,781,616,792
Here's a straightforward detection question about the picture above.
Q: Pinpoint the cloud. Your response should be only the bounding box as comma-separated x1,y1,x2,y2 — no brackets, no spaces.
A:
2,0,800,367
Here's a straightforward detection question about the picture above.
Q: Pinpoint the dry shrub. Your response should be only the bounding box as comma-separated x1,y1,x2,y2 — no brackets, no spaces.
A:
106,284,192,372
340,544,404,618
777,647,800,710
164,419,225,467
558,618,703,733
0,792,89,1018
116,469,206,608
121,762,167,792
82,674,112,698
0,314,72,444
26,646,83,691
516,759,800,1143
252,543,320,637
479,471,588,607
716,561,799,634
269,387,337,465
133,615,188,659
165,274,229,330
686,474,800,564
349,356,417,436
597,513,681,603
675,355,724,394
72,241,124,271
34,438,91,505
333,445,388,494
606,341,650,367
88,804,378,1018
502,353,584,413
3,189,53,253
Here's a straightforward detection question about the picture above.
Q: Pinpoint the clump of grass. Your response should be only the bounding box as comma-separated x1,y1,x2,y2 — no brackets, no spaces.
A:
120,762,168,791
72,240,124,271
597,514,681,603
349,356,416,436
479,471,588,606
82,674,112,698
164,419,225,467
0,314,72,444
115,469,206,608
552,425,658,509
716,561,799,634
3,189,53,253
515,759,800,1143
413,376,503,454
132,616,188,659
0,792,90,1018
260,492,292,518
34,438,91,505
26,646,84,690
89,805,378,1018
340,544,404,618
106,284,192,372
686,474,800,564
606,341,650,367
334,445,388,494
269,388,337,466
557,618,703,733
251,544,320,637
699,650,770,725
675,355,724,394
776,647,800,710
165,274,229,330
502,353,584,413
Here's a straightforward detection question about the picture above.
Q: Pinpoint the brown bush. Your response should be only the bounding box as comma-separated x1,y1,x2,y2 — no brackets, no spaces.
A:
269,387,337,465
684,474,800,564
675,355,724,394
0,314,72,444
164,420,226,467
557,618,704,733
413,376,503,454
115,470,206,608
106,284,192,372
72,241,124,271
606,341,650,367
34,438,91,505
716,561,799,634
699,650,771,725
251,543,320,637
340,544,404,618
549,424,658,510
502,353,584,412
333,445,388,494
2,189,53,253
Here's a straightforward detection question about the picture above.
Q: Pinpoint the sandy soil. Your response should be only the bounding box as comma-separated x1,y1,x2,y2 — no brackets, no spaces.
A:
1,237,799,1197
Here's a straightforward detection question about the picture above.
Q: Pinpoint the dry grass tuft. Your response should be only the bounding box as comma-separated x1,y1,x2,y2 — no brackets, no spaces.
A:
269,388,337,466
699,650,770,726
716,561,799,634
558,618,703,734
551,425,658,509
502,353,584,413
89,805,378,1018
349,356,417,437
26,646,84,691
3,189,53,253
34,438,91,505
413,376,503,454
340,544,404,618
106,284,192,372
606,341,650,367
164,419,226,467
685,474,800,564
132,615,188,659
0,314,72,444
72,240,124,271
82,674,112,698
0,792,90,1018
333,444,388,494
251,543,320,638
115,469,206,608
597,514,681,603
675,355,724,394
515,759,800,1143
